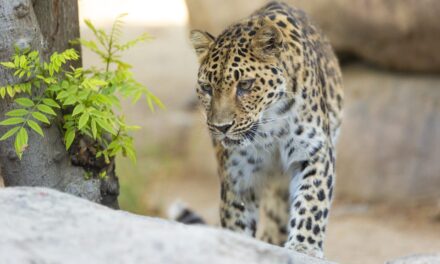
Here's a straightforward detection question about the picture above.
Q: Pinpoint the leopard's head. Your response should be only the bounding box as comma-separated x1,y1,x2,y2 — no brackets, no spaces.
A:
191,19,287,147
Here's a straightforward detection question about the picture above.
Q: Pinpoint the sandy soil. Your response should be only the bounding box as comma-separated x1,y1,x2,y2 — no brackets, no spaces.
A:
82,23,440,263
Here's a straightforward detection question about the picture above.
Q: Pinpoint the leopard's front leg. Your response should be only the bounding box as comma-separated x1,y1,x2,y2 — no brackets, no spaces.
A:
285,146,335,258
219,180,259,237
217,148,261,237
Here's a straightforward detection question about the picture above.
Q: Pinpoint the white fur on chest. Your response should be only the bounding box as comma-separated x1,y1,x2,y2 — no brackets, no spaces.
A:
225,96,324,194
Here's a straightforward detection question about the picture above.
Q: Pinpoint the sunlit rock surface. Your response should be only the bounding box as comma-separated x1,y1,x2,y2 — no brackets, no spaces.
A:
0,187,331,264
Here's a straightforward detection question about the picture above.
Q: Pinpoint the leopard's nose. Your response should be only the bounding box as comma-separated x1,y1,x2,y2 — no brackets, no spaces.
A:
212,121,234,134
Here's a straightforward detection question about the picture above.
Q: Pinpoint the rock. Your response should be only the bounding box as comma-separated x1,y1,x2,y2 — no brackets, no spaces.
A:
0,187,332,264
292,0,440,73
336,65,440,202
386,254,440,264
185,0,440,73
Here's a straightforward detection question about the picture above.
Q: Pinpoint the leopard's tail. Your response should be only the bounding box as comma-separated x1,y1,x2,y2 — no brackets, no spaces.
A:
167,201,206,225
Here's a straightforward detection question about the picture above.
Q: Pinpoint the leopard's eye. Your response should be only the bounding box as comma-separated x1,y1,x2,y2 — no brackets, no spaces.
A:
236,79,256,97
199,82,212,96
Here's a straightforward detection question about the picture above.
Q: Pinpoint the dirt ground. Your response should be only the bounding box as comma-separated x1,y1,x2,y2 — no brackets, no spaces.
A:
79,19,440,263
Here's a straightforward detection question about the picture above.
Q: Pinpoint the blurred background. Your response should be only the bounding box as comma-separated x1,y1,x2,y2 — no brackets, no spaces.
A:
78,0,440,263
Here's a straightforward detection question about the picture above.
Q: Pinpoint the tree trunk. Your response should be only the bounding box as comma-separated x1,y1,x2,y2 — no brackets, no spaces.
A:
0,0,119,208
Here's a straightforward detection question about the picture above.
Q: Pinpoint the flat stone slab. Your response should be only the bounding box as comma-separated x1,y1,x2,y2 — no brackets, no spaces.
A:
0,187,331,264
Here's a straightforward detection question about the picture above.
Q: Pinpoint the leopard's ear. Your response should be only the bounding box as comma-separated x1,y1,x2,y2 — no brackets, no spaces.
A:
252,19,283,60
190,30,215,63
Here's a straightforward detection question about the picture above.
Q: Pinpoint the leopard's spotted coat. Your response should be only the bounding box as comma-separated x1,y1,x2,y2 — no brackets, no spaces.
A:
187,1,343,258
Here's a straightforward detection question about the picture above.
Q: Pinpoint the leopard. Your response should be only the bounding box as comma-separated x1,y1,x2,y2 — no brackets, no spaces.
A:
177,1,343,258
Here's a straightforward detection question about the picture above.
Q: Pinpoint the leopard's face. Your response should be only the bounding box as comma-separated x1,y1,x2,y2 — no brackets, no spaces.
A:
192,23,286,147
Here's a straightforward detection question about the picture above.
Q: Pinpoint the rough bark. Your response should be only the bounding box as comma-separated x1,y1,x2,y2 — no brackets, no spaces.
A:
0,0,119,208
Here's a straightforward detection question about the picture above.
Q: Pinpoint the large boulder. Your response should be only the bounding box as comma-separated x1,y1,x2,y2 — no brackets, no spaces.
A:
0,187,330,264
337,65,440,202
185,0,440,73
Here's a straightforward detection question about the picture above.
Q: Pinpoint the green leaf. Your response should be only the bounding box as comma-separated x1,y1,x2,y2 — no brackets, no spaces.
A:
49,65,55,76
0,126,20,141
18,70,25,78
7,86,15,97
12,84,22,94
0,117,25,125
107,139,120,150
90,78,107,86
118,33,151,51
76,39,107,58
0,87,5,98
82,78,107,90
61,80,69,89
37,104,57,116
72,104,84,116
91,119,97,139
146,96,154,112
32,112,50,124
28,50,39,60
126,125,141,131
151,95,165,109
77,90,90,100
63,96,77,106
46,84,59,92
27,120,44,137
84,19,99,37
83,20,108,48
64,129,75,150
23,82,32,93
89,109,109,118
14,127,28,159
19,55,27,68
19,127,28,145
5,109,28,117
96,118,116,135
124,145,136,163
42,98,60,108
56,91,69,100
132,91,142,104
94,94,113,106
78,112,89,129
13,55,19,67
109,144,122,156
15,97,34,107
0,62,16,69
98,170,107,179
